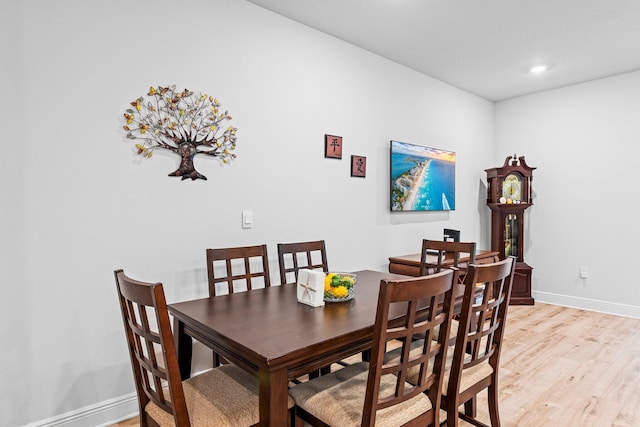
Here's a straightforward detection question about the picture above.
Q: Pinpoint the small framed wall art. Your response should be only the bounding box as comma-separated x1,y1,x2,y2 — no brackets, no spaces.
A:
324,134,343,159
351,155,366,178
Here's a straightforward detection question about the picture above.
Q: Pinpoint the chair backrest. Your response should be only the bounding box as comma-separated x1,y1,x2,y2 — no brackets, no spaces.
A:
363,268,459,426
443,228,460,242
114,269,189,426
419,239,477,276
276,240,329,285
446,257,516,398
206,244,271,296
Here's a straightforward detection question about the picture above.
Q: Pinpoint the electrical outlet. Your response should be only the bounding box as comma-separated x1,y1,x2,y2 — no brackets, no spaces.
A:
579,266,589,279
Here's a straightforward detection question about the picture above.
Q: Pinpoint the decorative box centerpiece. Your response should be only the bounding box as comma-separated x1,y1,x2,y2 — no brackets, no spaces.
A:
297,269,326,307
323,273,356,302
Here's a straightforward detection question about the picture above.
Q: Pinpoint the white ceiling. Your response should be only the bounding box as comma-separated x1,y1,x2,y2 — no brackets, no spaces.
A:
246,0,640,101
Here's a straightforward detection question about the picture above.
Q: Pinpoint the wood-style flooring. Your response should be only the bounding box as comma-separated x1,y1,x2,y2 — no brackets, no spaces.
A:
110,303,640,426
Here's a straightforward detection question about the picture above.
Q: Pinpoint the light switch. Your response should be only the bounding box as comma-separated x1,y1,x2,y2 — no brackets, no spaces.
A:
242,210,253,229
579,266,589,279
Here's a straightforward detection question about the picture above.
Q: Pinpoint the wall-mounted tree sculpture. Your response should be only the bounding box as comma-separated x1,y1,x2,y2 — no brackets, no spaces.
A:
122,85,237,180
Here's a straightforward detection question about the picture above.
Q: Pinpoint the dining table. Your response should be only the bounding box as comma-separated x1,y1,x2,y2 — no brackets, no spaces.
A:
169,269,441,426
388,249,500,276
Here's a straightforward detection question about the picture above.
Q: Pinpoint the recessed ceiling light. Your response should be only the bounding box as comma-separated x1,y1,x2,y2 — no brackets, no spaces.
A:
530,64,548,74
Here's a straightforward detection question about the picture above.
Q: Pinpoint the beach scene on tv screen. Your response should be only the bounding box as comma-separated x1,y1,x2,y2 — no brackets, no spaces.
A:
390,140,456,211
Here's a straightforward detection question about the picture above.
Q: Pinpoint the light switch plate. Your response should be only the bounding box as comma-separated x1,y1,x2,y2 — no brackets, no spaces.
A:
242,209,253,229
579,266,588,279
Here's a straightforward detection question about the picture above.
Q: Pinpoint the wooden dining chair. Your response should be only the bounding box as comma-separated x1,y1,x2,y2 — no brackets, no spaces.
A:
418,239,476,343
206,244,271,366
420,239,477,277
384,257,516,426
206,244,271,296
441,256,516,427
277,239,353,377
289,268,459,427
444,228,461,242
277,240,329,285
114,269,294,427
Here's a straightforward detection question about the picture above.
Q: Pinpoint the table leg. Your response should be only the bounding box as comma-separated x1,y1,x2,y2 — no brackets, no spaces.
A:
258,367,289,426
173,318,193,380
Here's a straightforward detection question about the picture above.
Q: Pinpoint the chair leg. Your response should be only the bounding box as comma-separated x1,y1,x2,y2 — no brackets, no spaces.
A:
289,407,296,427
446,398,460,427
463,396,477,418
213,351,229,367
309,369,323,379
487,384,501,427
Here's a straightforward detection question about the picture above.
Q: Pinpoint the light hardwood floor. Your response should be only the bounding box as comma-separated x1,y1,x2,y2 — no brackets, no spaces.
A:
110,303,640,426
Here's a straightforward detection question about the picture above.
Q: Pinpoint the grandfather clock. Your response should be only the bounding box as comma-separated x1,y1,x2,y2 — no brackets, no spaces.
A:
485,155,536,305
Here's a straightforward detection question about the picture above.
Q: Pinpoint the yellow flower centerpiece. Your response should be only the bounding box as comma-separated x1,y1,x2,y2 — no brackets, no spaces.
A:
323,273,356,302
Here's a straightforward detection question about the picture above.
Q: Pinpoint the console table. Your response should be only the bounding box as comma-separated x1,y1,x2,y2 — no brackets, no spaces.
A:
388,250,500,276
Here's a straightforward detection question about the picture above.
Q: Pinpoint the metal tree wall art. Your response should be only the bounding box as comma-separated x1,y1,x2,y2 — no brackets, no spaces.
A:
122,85,237,180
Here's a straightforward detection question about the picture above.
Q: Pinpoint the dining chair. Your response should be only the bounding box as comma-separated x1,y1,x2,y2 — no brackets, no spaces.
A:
206,244,271,366
206,244,271,296
441,256,516,426
444,228,461,242
383,257,516,426
420,239,476,277
289,268,460,427
277,239,353,377
277,240,329,285
419,239,476,343
114,269,294,427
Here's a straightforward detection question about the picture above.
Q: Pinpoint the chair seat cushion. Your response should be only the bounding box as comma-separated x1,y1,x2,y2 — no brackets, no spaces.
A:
383,339,494,396
289,362,432,427
146,364,294,426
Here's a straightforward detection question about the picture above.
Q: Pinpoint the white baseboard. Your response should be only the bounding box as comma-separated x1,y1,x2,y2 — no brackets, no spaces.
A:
26,366,213,426
534,290,640,319
25,393,138,427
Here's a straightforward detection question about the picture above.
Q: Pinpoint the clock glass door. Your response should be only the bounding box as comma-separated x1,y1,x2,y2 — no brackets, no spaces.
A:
504,213,519,258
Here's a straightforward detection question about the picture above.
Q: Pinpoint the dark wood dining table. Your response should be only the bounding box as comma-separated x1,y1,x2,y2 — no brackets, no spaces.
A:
168,269,420,426
388,249,500,276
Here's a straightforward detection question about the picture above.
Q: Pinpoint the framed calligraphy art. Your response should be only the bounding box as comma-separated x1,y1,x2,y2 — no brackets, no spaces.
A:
324,134,342,159
351,155,366,178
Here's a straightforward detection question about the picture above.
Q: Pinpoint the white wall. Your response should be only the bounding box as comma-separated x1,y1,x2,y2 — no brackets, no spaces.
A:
0,0,495,425
495,71,640,316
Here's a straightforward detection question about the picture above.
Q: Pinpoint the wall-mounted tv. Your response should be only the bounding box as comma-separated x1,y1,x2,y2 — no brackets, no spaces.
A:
390,140,456,211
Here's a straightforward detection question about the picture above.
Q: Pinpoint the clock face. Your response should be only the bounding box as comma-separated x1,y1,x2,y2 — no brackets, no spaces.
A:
502,174,522,201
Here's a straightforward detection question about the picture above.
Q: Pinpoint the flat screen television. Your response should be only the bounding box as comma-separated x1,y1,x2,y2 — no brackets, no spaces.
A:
390,140,456,211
